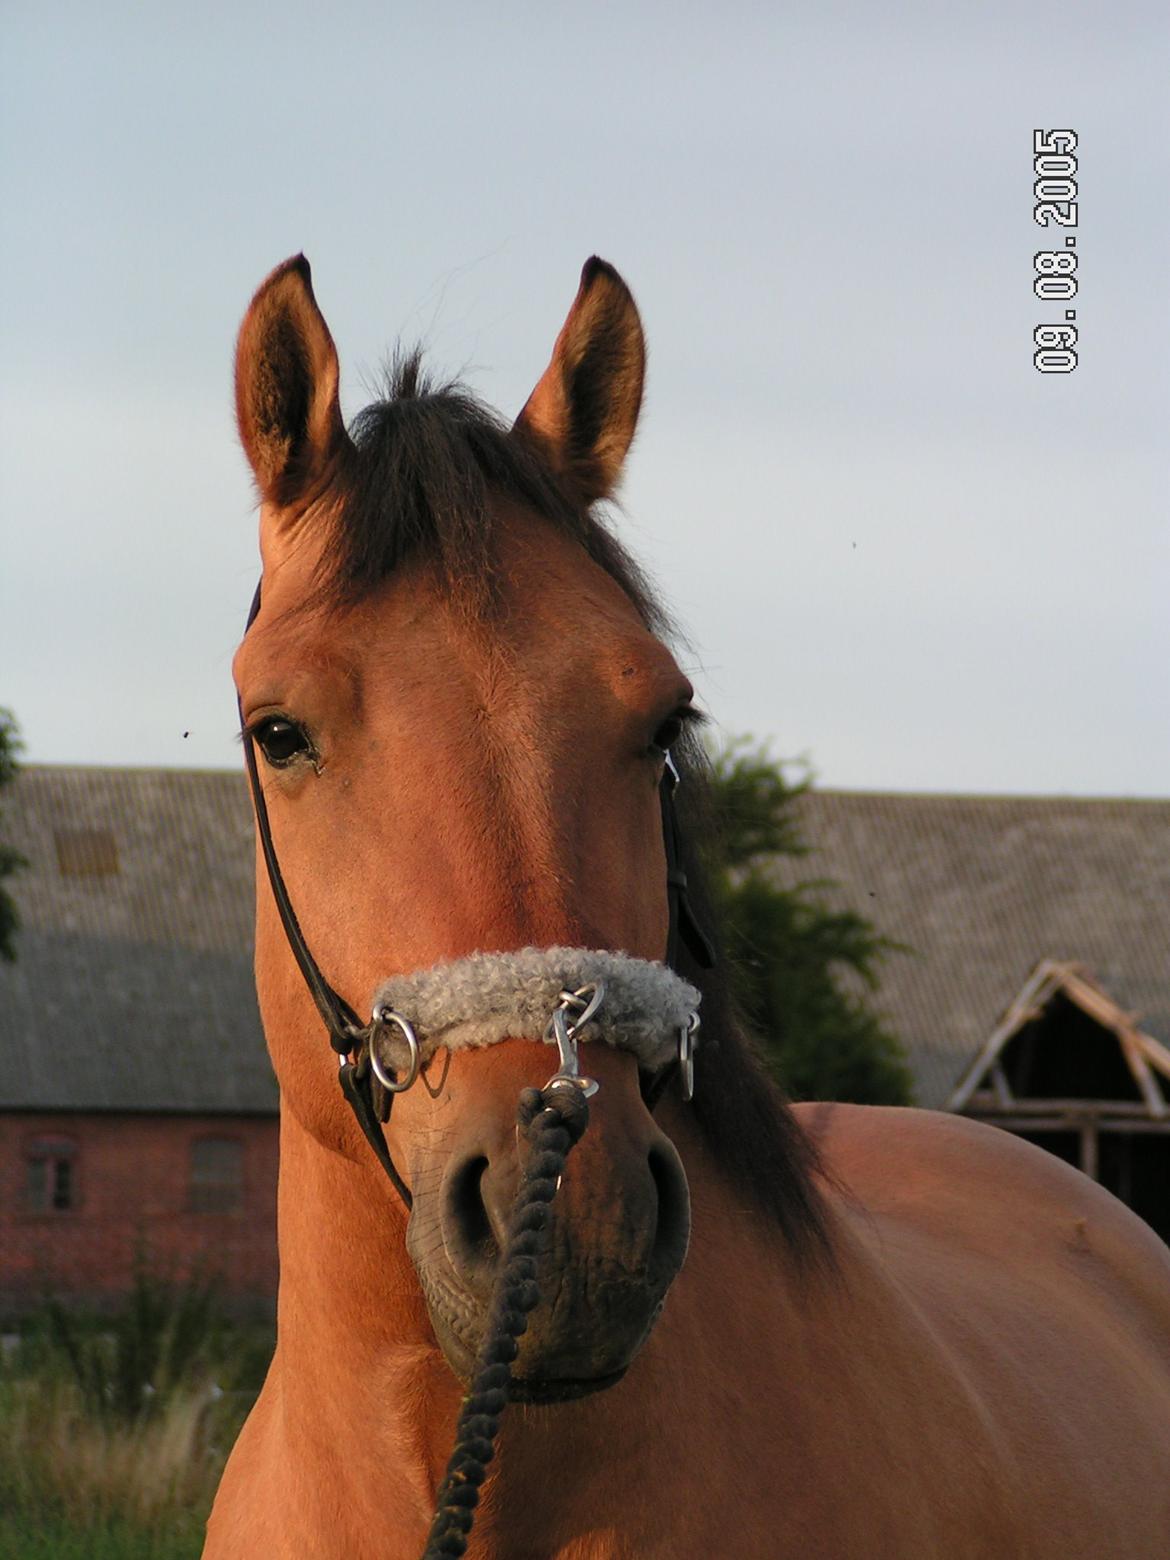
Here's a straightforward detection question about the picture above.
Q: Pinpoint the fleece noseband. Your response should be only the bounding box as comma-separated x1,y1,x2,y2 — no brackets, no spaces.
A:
239,582,715,1208
368,947,700,1079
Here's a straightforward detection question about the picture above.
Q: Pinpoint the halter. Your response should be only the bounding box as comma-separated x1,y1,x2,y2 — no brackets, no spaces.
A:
239,582,715,1209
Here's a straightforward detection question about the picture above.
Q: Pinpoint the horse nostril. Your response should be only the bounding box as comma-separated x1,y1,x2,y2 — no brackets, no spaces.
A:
647,1140,691,1283
444,1155,499,1276
438,1135,689,1307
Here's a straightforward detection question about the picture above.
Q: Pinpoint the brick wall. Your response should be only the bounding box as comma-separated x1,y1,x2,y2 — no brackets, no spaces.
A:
0,1111,278,1314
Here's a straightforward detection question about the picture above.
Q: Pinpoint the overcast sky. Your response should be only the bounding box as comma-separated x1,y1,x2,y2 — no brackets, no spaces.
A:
2,1,1167,796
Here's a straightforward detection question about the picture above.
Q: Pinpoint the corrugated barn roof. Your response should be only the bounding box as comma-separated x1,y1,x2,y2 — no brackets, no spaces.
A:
0,766,276,1114
773,792,1170,1107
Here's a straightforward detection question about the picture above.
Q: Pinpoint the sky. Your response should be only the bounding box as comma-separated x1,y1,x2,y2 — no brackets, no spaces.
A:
2,0,1167,796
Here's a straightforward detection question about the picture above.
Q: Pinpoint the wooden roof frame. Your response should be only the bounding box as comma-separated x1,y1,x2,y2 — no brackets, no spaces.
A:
947,960,1170,1120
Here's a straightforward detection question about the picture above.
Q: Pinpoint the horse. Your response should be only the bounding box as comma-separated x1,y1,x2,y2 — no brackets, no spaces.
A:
205,254,1170,1559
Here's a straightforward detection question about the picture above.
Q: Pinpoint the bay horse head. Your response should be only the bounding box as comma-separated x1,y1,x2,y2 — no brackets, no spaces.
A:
231,255,781,1401
215,256,1170,1560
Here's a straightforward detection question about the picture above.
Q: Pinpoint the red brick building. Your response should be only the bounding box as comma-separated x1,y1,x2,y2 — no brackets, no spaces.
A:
0,767,278,1314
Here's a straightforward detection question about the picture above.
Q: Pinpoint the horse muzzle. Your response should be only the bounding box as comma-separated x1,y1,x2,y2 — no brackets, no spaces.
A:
407,1077,691,1397
364,949,698,1394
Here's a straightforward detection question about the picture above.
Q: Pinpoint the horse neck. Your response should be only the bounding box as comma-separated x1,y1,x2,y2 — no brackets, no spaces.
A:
268,1095,846,1551
271,1106,466,1535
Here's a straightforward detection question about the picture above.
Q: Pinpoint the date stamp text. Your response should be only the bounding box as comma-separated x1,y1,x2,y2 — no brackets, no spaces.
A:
1033,129,1078,373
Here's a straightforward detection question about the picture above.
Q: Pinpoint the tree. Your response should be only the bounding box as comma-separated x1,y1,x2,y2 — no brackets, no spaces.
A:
0,708,26,961
705,740,912,1105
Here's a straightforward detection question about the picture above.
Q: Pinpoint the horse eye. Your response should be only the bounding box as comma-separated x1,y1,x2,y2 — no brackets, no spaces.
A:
252,717,312,767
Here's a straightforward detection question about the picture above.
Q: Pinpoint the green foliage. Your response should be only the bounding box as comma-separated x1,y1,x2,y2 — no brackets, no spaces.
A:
0,1274,273,1558
706,740,913,1105
0,1509,204,1560
37,1267,226,1426
0,707,26,961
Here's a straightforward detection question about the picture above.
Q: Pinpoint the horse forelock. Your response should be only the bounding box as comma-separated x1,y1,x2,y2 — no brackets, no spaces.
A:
312,351,667,630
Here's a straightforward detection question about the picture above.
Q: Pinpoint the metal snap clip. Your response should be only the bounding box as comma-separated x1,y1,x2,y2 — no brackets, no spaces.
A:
543,984,604,1098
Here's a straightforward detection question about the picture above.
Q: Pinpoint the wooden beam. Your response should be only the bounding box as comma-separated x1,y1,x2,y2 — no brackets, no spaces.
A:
990,1062,1013,1108
1118,1030,1168,1119
1079,1118,1099,1181
963,1098,1153,1118
947,965,1061,1112
1134,1030,1170,1084
1060,968,1131,1032
969,1114,1170,1136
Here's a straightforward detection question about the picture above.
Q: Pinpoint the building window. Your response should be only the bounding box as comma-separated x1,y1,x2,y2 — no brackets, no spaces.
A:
25,1139,77,1212
54,827,119,877
189,1137,244,1213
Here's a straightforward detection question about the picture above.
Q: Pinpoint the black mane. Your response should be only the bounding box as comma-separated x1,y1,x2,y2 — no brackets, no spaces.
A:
324,355,830,1259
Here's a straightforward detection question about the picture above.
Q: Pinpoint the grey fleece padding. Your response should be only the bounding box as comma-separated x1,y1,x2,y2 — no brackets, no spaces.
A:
368,947,700,1073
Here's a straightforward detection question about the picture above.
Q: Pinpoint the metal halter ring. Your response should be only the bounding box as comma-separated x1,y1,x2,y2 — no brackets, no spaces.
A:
367,1007,422,1094
678,1010,700,1102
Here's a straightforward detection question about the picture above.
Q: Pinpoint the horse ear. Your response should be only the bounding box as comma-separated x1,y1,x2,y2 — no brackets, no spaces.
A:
515,257,645,503
235,255,348,510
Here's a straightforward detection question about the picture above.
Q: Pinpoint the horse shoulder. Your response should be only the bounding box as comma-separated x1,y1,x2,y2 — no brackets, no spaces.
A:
793,1100,1170,1548
804,1098,1170,1497
798,1100,1170,1323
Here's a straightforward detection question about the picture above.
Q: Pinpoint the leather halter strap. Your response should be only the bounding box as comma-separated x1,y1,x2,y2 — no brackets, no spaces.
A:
238,580,715,1206
660,756,717,973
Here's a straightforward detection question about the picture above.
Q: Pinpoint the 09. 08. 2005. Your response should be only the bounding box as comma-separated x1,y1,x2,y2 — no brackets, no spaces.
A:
1033,127,1078,375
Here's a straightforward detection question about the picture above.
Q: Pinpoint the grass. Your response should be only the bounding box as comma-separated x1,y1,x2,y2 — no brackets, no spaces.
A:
0,1507,205,1560
0,1272,273,1559
0,1503,205,1553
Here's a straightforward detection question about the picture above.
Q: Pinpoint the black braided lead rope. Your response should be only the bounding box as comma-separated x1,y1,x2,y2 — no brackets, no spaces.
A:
421,1082,591,1558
